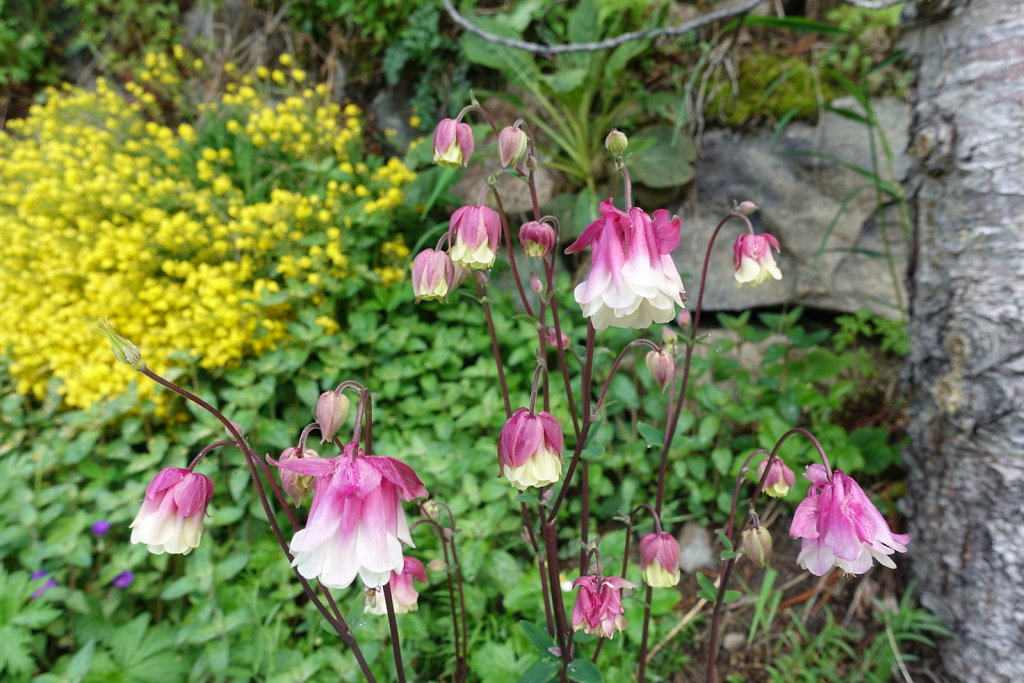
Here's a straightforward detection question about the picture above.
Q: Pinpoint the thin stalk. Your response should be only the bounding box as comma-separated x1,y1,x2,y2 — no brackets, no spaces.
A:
383,584,406,683
477,277,513,418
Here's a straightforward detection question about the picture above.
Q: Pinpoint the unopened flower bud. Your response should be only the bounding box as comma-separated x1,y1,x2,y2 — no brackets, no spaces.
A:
543,326,570,350
676,309,691,328
316,390,350,443
645,349,675,392
741,526,773,567
605,129,628,155
421,500,443,522
736,200,759,215
427,558,446,573
519,220,556,258
95,319,146,371
498,126,529,168
530,274,543,294
278,447,320,506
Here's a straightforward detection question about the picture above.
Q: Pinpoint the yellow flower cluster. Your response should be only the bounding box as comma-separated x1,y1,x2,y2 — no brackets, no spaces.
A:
0,53,415,410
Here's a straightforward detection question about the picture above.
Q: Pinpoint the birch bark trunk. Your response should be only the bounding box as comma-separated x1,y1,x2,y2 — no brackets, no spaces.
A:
902,1,1024,680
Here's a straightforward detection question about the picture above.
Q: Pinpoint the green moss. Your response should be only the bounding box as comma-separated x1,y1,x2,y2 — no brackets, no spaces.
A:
708,52,841,127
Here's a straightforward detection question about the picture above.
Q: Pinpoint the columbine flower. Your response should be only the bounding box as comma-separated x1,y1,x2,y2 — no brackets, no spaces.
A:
364,556,428,615
449,205,501,270
571,574,637,638
273,441,427,589
498,126,529,168
130,467,214,555
519,221,556,258
758,457,795,498
277,447,320,507
498,408,564,491
565,199,685,330
316,390,350,443
639,532,681,587
90,520,111,536
112,571,135,589
411,249,455,302
733,233,782,286
789,464,910,576
432,118,474,168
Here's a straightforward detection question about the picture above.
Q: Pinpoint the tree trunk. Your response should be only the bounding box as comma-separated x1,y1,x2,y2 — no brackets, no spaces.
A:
903,1,1024,680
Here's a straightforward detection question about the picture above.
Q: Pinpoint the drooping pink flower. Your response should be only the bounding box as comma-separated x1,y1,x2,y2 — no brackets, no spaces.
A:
733,233,782,286
498,408,564,491
571,574,637,638
639,532,681,587
789,464,910,576
432,118,474,168
449,205,501,270
273,441,427,588
411,249,455,302
364,555,428,615
565,199,685,330
519,220,556,258
277,446,320,507
758,457,795,498
130,467,214,555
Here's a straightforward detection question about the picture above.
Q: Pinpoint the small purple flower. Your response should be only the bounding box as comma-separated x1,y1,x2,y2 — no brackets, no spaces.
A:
112,571,135,589
30,572,56,599
91,520,112,536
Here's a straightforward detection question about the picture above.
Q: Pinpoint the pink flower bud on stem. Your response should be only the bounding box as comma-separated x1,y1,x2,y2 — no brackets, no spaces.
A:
498,126,529,168
432,118,474,168
316,390,350,443
645,349,675,392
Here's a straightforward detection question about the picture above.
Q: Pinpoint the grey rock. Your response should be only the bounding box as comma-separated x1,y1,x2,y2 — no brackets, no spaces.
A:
678,522,716,574
676,96,911,318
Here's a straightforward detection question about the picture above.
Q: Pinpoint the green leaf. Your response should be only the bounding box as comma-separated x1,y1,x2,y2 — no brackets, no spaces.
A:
541,68,588,94
637,423,664,447
519,620,556,656
629,127,696,189
696,572,718,602
519,659,561,683
567,658,604,683
710,447,732,476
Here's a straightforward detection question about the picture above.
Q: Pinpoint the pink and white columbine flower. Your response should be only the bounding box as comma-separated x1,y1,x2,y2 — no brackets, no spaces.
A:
565,199,685,330
364,556,428,615
789,464,910,576
758,457,795,498
639,532,681,588
498,408,564,491
432,118,474,168
449,205,501,270
571,574,637,638
130,467,214,555
273,441,427,588
733,233,782,286
411,248,455,302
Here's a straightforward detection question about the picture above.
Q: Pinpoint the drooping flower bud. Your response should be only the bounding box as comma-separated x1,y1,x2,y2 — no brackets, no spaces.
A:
498,408,564,490
364,556,428,615
432,118,474,168
411,248,455,302
733,233,782,286
645,349,675,392
450,205,501,270
676,308,691,328
530,273,543,294
604,129,628,156
498,126,529,168
278,447,320,506
736,200,759,215
95,319,145,371
757,457,795,498
519,220,556,258
639,532,681,587
543,326,570,350
741,526,773,568
130,467,214,555
316,390,350,443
